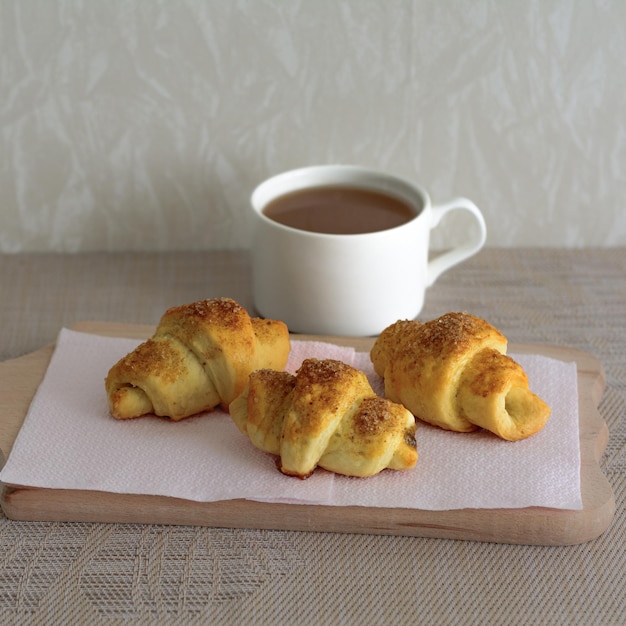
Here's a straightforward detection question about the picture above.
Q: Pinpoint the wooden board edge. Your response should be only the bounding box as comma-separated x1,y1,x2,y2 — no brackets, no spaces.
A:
0,483,614,546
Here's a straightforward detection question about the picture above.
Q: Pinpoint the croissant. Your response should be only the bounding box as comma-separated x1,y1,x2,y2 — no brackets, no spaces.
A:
229,358,418,478
105,298,290,420
370,312,551,441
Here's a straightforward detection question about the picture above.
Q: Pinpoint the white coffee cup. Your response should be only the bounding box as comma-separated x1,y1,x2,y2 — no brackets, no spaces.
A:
250,165,486,336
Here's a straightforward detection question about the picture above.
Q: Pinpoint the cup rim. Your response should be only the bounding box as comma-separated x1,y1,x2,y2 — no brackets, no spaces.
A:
251,164,430,239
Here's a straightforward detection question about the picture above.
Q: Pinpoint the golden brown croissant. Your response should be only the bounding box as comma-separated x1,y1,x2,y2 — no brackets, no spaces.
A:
370,312,551,441
105,298,290,420
229,358,418,478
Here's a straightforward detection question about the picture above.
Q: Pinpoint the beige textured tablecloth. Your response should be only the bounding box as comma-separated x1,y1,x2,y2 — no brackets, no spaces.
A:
0,248,624,625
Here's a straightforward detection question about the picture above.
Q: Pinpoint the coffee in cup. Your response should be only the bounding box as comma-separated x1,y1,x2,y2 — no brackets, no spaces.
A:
261,186,415,235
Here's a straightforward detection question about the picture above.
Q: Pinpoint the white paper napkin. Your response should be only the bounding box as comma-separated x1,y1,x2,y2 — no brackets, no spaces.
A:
0,328,582,510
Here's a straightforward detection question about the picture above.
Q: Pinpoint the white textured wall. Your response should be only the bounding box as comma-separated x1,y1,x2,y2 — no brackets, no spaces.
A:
2,0,625,252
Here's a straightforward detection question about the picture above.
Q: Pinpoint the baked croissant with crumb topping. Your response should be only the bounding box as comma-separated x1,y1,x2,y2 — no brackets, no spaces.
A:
229,358,418,478
105,298,290,420
370,312,551,441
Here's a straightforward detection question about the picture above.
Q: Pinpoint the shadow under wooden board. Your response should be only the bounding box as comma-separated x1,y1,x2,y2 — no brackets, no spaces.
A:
0,321,616,546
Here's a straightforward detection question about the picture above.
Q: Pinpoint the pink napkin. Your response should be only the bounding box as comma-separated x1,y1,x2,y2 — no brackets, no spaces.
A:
0,328,582,510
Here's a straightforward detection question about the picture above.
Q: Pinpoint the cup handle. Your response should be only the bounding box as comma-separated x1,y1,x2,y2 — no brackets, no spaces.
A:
426,198,487,287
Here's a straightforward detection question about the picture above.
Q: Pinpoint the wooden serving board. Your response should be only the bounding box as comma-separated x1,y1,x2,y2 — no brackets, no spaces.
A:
0,322,616,546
